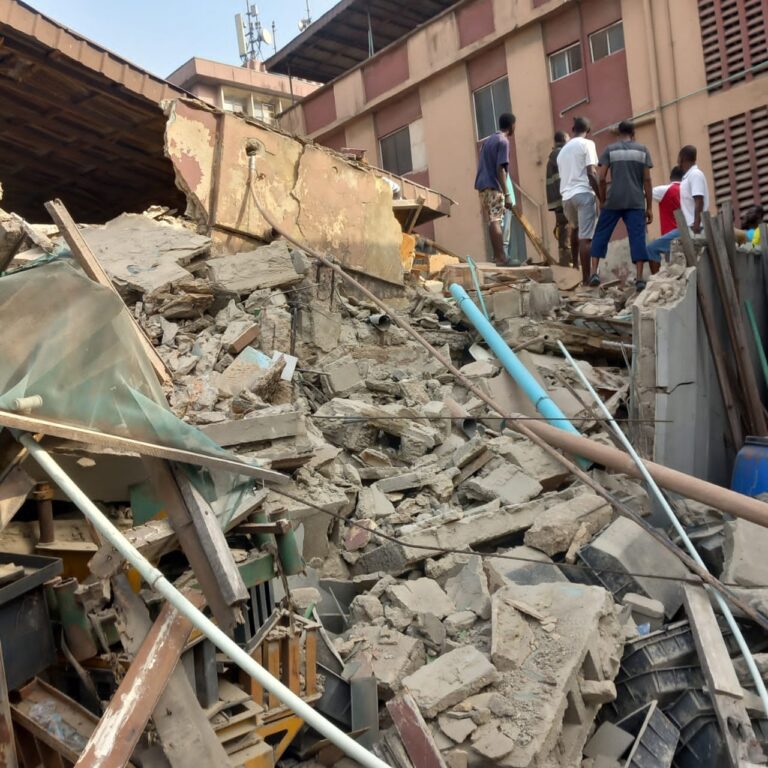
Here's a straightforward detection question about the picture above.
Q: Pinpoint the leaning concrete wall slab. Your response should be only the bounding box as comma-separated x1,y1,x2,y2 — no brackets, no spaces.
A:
164,98,405,287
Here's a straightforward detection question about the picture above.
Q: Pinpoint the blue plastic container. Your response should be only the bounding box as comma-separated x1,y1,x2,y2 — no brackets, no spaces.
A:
731,436,768,497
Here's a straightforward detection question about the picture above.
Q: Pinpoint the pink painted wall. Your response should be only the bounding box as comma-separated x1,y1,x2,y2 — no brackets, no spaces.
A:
457,0,495,49
363,44,410,102
303,87,337,134
374,90,422,138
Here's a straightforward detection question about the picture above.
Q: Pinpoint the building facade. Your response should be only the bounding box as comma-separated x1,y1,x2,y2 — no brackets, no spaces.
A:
272,0,768,259
167,58,318,126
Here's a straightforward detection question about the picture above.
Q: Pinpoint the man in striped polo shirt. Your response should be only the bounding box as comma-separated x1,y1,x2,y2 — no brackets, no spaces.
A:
589,120,654,290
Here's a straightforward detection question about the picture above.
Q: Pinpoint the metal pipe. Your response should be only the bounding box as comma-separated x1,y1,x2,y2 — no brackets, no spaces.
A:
558,340,768,718
450,284,580,435
368,313,391,330
16,433,390,768
444,397,478,438
246,176,768,527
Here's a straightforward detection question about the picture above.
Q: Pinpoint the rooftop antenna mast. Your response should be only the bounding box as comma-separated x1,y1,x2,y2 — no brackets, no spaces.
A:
298,0,312,32
235,4,273,64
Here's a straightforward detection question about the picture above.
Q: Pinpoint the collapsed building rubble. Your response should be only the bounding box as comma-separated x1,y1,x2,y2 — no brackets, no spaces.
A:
0,91,766,768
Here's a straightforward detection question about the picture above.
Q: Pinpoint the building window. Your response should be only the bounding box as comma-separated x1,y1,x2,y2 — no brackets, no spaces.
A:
549,43,583,82
698,0,768,91
380,126,413,175
473,77,512,141
252,101,275,125
222,90,250,115
590,21,625,62
708,105,767,222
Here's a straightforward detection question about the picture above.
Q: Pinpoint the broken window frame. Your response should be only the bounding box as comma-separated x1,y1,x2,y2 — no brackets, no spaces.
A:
472,76,513,142
379,125,414,176
589,20,625,63
548,42,583,82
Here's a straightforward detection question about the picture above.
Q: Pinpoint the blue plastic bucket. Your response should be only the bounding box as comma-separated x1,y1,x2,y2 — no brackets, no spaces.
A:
731,436,768,497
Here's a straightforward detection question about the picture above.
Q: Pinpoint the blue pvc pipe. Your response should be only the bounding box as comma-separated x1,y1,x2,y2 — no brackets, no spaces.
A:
450,283,582,438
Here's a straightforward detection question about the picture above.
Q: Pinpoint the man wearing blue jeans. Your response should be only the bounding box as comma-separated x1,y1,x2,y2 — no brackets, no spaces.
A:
646,145,710,263
589,121,654,290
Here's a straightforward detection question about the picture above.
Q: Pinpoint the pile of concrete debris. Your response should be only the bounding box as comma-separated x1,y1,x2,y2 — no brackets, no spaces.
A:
2,200,768,768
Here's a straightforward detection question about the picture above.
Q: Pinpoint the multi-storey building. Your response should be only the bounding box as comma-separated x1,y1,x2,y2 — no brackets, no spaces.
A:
267,0,768,259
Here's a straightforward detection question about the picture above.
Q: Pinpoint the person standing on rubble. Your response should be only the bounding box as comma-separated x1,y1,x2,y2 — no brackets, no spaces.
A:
589,120,654,291
645,145,710,263
474,112,517,266
558,117,600,286
546,131,571,267
641,166,683,270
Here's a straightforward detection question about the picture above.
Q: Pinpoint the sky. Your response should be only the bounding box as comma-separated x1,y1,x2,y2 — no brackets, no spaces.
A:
25,0,338,78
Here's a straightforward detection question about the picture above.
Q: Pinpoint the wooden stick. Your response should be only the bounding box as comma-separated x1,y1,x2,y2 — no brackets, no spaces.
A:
44,199,172,386
513,207,555,265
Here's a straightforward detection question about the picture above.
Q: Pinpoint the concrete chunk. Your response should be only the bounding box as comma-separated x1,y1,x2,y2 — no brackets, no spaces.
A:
722,518,768,588
622,592,665,631
402,646,499,718
206,241,303,294
524,493,612,556
485,545,566,592
491,590,535,671
463,464,543,505
445,556,491,620
387,578,455,619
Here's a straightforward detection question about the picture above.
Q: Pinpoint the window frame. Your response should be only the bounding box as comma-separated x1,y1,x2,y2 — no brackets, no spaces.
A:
548,42,584,82
379,125,414,176
472,76,513,142
589,20,625,62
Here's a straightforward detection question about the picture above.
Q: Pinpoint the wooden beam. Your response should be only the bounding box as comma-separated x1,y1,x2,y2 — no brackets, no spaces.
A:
512,208,555,265
111,577,230,767
683,586,766,767
75,593,204,768
704,212,767,435
675,212,744,449
0,642,18,768
44,199,172,387
0,410,286,484
387,693,447,768
143,458,246,636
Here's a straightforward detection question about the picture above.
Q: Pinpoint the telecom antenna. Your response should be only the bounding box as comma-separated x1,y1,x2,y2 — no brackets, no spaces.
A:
298,0,312,32
236,4,272,63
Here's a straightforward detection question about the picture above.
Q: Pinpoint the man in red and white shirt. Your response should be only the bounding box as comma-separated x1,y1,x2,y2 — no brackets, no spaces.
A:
653,166,683,236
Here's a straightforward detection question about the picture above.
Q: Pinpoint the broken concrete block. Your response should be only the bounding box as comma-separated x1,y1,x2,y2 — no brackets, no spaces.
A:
622,593,665,631
297,301,342,353
438,713,477,744
470,721,516,761
444,611,477,637
492,288,524,320
491,591,535,671
722,518,768,588
324,358,364,395
344,519,376,552
463,464,542,506
222,320,259,355
402,646,499,719
356,486,395,520
445,557,491,620
351,625,426,698
484,545,566,592
489,436,570,491
425,553,471,585
524,493,611,557
200,406,305,446
415,612,446,652
291,587,321,614
206,241,303,294
583,721,634,760
444,749,470,768
387,578,455,619
349,594,384,624
583,516,689,618
216,347,272,396
579,679,617,706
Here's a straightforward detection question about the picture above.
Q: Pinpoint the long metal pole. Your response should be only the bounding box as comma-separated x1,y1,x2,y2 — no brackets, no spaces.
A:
557,341,768,718
16,433,390,768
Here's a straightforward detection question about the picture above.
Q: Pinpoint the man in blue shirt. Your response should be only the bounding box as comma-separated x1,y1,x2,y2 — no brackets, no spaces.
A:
590,120,654,290
474,113,516,265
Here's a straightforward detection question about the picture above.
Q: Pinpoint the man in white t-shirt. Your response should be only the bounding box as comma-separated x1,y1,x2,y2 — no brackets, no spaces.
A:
646,145,710,262
558,116,600,285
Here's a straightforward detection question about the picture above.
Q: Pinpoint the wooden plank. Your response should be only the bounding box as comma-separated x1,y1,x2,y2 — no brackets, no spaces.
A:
111,577,230,768
0,409,286,484
143,458,245,636
386,693,447,768
266,641,281,710
75,594,203,768
304,631,318,697
675,212,744,450
683,586,766,768
0,642,18,768
283,635,301,694
43,199,172,387
0,466,35,531
172,465,248,609
704,212,767,436
512,208,555,266
226,323,260,355
239,645,265,709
